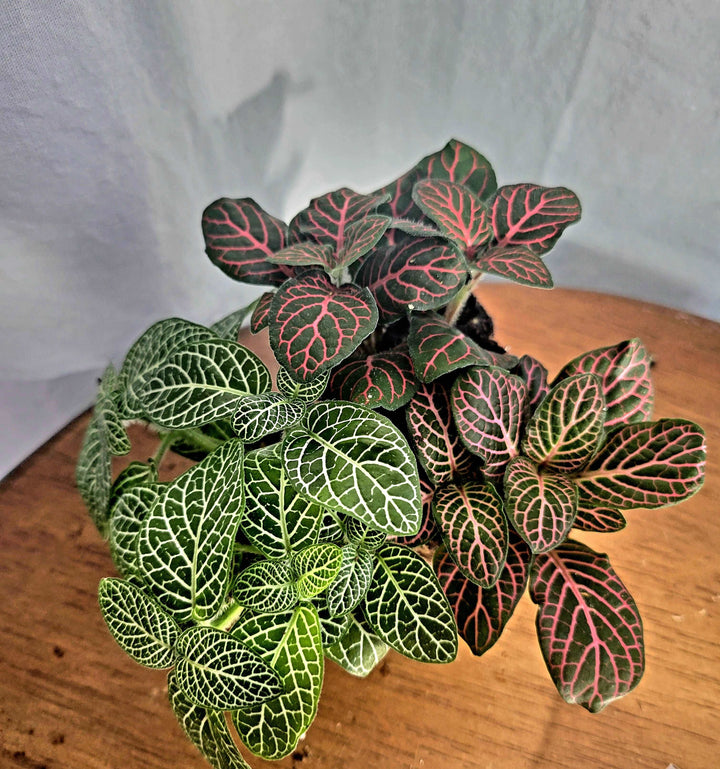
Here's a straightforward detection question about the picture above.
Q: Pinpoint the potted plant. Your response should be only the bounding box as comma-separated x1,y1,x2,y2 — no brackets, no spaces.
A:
76,139,706,768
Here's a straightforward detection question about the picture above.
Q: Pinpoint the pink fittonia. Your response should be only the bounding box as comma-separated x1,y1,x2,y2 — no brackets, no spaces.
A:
250,291,275,334
530,540,644,712
474,244,554,288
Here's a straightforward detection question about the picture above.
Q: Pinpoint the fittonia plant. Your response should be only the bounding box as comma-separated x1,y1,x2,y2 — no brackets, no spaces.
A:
77,139,707,767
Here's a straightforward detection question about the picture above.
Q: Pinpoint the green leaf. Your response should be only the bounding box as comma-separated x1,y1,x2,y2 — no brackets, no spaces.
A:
522,374,606,472
165,420,235,462
326,544,375,617
210,297,261,341
293,543,343,601
98,578,180,669
242,444,324,559
363,543,458,663
344,517,387,552
232,605,324,760
134,339,271,429
276,366,329,402
175,625,283,710
119,318,216,418
233,559,298,614
138,440,245,622
168,670,252,769
325,613,389,677
233,392,306,442
283,401,422,536
109,483,160,579
108,460,157,509
315,599,353,647
76,365,131,536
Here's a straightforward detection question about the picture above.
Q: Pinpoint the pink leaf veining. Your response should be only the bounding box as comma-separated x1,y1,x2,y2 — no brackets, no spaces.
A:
530,540,644,712
250,291,275,334
434,532,531,656
432,481,508,588
504,456,578,554
491,184,581,255
474,245,554,288
202,198,292,286
268,270,378,382
451,366,527,481
514,354,549,417
574,418,706,510
573,503,627,533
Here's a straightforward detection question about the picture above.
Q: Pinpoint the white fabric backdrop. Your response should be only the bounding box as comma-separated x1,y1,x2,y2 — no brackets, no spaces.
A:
1,0,718,478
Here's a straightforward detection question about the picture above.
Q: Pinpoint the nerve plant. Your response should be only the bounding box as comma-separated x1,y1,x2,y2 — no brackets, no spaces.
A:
77,139,707,768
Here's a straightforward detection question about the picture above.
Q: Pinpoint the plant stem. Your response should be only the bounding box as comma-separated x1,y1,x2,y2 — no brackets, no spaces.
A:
152,432,176,472
444,272,484,326
233,543,264,557
204,599,245,632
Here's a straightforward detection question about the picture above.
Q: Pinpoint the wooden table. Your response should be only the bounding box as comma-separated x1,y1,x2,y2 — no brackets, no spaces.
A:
2,285,718,769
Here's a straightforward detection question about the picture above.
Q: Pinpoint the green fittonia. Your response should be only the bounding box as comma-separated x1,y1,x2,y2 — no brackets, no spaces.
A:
79,139,707,766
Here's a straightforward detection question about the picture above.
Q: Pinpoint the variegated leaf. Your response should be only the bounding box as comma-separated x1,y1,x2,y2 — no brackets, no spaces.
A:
434,533,531,656
175,625,283,710
325,544,375,617
202,197,291,286
242,444,324,559
276,367,329,402
413,179,491,255
108,460,157,507
555,339,654,427
530,540,644,712
98,578,180,669
363,543,458,663
233,392,306,442
293,543,343,601
451,366,527,480
522,373,606,472
138,440,244,621
283,401,422,536
325,613,389,677
168,670,252,769
250,291,274,334
232,605,323,760
491,184,581,255
474,245,553,288
573,503,627,533
120,318,217,418
210,297,260,341
233,559,298,613
504,456,578,554
574,419,706,509
408,312,499,382
354,236,467,323
134,339,271,429
432,481,508,588
514,354,549,416
390,478,441,547
269,270,378,382
406,382,477,484
329,345,417,410
344,517,387,552
77,365,131,535
315,599,353,647
335,214,392,272
267,241,335,268
164,420,235,462
317,511,346,545
389,218,442,238
109,483,160,579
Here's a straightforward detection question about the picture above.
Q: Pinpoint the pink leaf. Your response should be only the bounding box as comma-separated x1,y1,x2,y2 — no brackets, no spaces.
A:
514,355,549,417
573,504,627,533
250,291,274,334
474,245,554,288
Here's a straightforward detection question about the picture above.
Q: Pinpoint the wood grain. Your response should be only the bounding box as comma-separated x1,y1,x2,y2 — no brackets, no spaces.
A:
1,285,718,769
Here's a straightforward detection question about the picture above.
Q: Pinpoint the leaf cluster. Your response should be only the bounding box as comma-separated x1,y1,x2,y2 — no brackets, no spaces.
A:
77,140,707,768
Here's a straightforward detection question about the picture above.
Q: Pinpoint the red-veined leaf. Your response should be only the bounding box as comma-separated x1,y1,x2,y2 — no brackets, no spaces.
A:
391,478,441,547
267,242,334,268
202,198,292,286
451,366,527,481
406,382,477,484
412,180,491,256
389,219,442,238
434,532,531,656
291,188,389,252
522,374,606,472
354,237,467,323
336,215,392,272
408,312,499,383
250,291,274,334
432,481,508,588
573,503,627,533
329,345,417,411
514,354,549,416
504,456,578,554
491,184,581,255
555,339,654,427
574,419,706,509
530,540,644,712
474,245,554,288
269,270,378,382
